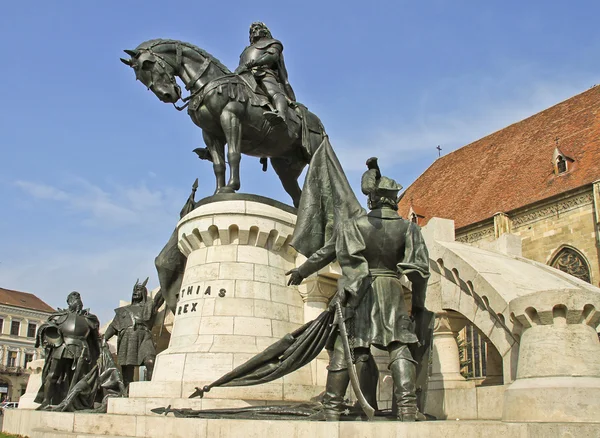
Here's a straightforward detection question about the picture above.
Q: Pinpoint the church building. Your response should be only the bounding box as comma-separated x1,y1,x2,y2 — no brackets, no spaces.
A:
398,85,600,287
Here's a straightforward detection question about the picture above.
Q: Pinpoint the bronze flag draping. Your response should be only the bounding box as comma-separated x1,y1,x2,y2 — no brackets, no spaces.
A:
190,310,334,398
290,137,365,258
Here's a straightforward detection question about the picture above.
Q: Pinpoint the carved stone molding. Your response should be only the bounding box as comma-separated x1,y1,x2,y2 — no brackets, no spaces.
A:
512,192,593,228
297,276,337,304
456,225,494,243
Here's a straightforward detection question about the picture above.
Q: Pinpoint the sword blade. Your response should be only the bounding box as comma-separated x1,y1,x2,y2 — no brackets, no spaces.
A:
334,301,375,420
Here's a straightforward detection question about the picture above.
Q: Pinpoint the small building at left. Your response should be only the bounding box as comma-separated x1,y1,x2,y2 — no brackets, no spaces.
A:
0,287,54,402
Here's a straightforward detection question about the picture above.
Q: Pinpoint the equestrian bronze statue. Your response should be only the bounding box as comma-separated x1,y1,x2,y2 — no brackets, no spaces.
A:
121,22,326,207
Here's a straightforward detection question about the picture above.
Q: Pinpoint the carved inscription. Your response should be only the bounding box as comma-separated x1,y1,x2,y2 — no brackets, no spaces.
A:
176,285,228,315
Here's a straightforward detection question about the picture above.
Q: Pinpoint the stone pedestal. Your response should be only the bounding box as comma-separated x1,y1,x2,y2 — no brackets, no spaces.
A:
503,289,600,422
121,197,322,408
17,359,44,410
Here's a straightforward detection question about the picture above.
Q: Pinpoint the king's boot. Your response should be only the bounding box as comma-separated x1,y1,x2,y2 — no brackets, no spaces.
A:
390,358,417,422
321,369,350,421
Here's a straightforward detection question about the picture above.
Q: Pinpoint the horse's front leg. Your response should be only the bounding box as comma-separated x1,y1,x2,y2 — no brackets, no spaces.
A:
219,102,244,192
202,131,226,192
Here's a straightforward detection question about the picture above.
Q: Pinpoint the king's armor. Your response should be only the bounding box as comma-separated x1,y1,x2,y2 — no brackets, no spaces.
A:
236,23,296,125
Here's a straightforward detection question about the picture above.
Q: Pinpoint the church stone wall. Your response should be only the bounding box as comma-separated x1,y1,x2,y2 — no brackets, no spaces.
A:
513,190,598,285
458,186,599,286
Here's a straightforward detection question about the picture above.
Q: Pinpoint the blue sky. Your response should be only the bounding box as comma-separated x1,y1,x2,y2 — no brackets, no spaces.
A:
2,1,600,322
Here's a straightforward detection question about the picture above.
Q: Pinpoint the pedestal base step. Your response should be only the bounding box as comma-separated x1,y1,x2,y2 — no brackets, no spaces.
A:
108,395,294,416
4,408,600,438
30,429,135,438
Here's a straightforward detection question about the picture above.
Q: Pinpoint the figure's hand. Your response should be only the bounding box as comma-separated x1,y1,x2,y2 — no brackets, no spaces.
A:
285,268,304,286
328,290,348,312
366,157,379,170
411,304,424,317
365,157,381,179
244,60,256,69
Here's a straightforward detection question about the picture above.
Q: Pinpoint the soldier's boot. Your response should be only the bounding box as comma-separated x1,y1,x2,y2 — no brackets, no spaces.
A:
38,377,56,409
121,365,135,390
390,358,417,422
145,358,155,382
354,352,379,412
264,93,288,125
322,369,350,421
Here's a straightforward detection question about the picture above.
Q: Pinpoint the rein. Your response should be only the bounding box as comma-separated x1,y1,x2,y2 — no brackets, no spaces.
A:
144,41,212,112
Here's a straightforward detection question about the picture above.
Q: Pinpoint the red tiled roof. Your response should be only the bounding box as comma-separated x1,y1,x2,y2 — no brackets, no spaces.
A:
398,86,600,229
0,287,55,313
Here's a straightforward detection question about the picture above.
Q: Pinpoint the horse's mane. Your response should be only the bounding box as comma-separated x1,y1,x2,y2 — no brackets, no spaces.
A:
136,39,232,75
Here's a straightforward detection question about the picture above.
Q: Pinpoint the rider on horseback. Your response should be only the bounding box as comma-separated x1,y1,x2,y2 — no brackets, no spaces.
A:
235,22,296,125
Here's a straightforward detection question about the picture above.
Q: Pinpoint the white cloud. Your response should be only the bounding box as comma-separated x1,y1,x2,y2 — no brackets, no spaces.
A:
6,177,185,323
0,245,161,324
13,177,180,229
335,68,596,173
14,181,69,201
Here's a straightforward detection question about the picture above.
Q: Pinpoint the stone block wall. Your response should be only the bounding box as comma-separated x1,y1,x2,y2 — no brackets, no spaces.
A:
458,187,599,286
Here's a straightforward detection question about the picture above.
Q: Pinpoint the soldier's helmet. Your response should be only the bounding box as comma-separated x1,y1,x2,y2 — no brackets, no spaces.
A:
132,277,149,301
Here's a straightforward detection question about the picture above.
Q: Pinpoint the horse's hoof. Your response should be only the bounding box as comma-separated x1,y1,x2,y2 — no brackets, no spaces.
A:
216,187,235,194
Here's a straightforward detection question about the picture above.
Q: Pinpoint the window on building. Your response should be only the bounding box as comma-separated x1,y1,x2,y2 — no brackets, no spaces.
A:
556,156,567,173
27,323,36,338
459,324,488,379
550,246,591,283
24,354,33,368
10,321,20,336
410,213,418,224
7,352,17,367
0,318,3,334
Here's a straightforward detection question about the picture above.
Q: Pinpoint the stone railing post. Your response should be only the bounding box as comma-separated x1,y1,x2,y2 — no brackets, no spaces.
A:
296,274,337,388
425,311,474,419
503,289,600,422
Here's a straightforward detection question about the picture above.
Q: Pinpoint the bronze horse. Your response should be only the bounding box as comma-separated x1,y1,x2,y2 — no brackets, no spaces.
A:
121,39,327,207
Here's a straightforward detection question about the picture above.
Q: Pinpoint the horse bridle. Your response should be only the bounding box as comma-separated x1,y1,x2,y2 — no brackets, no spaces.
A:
142,41,212,111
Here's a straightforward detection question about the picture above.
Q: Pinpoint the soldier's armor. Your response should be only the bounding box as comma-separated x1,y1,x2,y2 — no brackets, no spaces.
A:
51,312,92,360
113,301,154,332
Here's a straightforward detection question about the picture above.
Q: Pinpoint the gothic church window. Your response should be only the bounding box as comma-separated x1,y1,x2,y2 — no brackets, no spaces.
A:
550,246,591,283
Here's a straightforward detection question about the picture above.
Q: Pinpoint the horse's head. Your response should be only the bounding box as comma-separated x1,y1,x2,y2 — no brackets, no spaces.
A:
121,48,181,104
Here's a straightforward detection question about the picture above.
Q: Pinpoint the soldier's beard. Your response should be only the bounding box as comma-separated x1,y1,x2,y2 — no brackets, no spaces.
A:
69,302,83,312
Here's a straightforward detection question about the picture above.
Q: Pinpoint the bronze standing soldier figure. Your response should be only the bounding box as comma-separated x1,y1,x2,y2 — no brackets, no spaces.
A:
235,21,296,125
35,292,101,409
287,158,430,421
104,278,165,388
